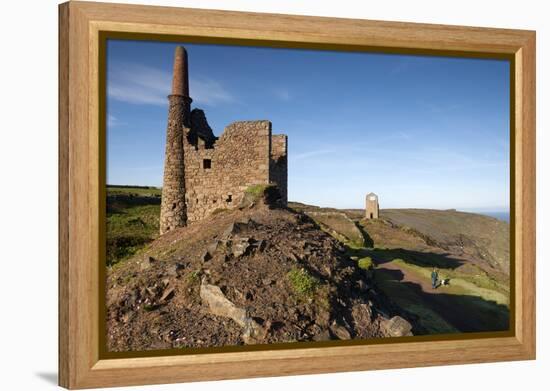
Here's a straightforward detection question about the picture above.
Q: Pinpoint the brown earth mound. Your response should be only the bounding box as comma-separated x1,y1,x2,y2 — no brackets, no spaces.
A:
106,188,414,352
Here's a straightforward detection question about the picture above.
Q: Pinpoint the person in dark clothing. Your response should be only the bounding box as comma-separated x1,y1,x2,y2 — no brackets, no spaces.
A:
431,268,438,289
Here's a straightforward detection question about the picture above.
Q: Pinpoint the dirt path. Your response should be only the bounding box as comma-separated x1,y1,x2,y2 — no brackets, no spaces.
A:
379,261,441,293
374,260,509,334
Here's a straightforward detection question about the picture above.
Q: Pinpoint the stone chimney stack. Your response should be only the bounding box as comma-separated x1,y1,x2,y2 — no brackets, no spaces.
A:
171,46,190,98
160,46,192,234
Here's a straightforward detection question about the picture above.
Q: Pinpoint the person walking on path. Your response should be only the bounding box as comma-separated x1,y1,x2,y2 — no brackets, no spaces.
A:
431,268,438,289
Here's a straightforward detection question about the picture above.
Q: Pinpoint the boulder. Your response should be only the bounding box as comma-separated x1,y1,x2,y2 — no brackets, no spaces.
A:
351,303,374,338
312,329,331,342
200,282,263,344
329,320,351,340
222,218,257,240
381,316,413,337
231,238,252,258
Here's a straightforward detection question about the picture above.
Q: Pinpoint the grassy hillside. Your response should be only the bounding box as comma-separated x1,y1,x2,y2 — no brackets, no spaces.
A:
380,209,509,272
106,186,161,266
293,202,510,334
106,187,415,351
106,195,510,335
107,185,161,197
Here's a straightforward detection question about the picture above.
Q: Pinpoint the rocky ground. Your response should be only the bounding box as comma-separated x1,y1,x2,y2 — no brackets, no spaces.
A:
106,187,414,352
291,203,510,334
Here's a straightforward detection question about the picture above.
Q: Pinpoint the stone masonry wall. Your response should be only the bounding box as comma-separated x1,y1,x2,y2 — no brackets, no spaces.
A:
183,120,272,223
159,95,191,233
270,134,288,204
160,46,288,231
365,193,379,219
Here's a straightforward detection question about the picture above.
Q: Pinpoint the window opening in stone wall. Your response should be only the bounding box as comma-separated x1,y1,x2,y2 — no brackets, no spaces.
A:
203,159,211,169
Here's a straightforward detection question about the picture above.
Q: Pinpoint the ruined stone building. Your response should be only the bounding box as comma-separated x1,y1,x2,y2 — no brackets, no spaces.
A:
160,46,288,234
365,192,379,219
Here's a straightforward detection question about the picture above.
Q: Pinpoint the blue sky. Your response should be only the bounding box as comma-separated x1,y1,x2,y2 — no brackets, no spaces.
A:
107,39,510,211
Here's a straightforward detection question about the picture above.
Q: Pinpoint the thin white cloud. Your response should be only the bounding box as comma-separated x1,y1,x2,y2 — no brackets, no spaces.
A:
107,62,234,106
273,88,291,101
190,78,234,106
107,114,125,128
392,147,508,174
291,149,335,161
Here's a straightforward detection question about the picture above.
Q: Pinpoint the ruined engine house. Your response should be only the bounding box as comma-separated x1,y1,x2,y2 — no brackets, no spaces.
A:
160,46,288,234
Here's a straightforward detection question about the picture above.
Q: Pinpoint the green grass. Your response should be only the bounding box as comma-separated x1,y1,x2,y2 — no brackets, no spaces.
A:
374,268,458,334
308,208,509,333
107,185,161,197
244,184,275,199
389,258,509,306
287,267,319,296
107,188,161,266
319,225,364,249
211,207,229,215
187,270,202,282
357,257,374,270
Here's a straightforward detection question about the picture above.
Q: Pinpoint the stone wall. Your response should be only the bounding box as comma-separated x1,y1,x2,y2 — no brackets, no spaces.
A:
365,193,379,219
270,134,288,204
160,46,288,232
183,120,274,223
159,95,190,234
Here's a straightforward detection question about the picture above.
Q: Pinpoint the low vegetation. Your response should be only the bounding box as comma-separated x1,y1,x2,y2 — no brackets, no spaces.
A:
107,185,161,197
105,192,510,347
389,258,509,305
293,202,510,334
357,256,374,270
287,267,319,296
245,184,275,199
107,186,161,266
306,211,365,248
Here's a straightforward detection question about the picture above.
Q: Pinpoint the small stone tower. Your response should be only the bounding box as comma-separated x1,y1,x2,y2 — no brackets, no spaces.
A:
159,46,192,234
365,192,379,219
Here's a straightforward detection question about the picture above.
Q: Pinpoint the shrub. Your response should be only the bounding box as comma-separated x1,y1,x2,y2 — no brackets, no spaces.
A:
106,203,160,265
244,184,281,201
244,184,274,198
358,257,374,270
287,267,319,296
188,270,201,282
106,235,151,266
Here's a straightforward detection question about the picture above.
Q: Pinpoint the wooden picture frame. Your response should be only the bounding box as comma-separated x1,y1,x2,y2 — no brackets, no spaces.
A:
58,1,536,389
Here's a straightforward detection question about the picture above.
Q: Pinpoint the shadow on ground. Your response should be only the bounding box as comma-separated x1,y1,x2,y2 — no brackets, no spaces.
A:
375,268,509,333
365,247,465,270
355,222,374,247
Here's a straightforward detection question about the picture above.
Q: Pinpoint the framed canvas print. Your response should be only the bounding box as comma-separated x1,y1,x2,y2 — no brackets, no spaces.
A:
58,1,536,389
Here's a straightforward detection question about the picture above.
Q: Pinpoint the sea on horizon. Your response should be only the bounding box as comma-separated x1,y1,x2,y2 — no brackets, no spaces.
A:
474,211,510,223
